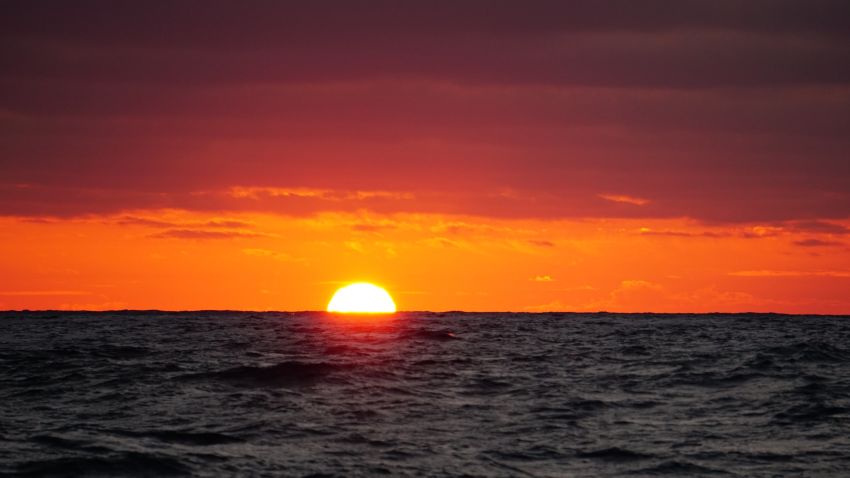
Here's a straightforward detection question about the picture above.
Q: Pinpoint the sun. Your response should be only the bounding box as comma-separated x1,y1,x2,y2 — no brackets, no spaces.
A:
327,282,397,313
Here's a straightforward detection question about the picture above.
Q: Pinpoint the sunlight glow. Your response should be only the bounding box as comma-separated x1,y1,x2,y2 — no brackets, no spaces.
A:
327,283,397,313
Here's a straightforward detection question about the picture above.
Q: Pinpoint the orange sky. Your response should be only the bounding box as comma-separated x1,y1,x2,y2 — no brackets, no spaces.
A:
2,2,850,312
1,210,848,313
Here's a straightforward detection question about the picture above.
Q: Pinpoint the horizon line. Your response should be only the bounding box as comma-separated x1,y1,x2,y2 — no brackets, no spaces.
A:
0,309,848,317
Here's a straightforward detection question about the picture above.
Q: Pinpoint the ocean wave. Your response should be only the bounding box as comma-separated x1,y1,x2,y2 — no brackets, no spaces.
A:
3,312,850,476
15,452,189,477
30,434,113,454
773,401,848,424
763,341,850,363
577,447,654,462
461,377,514,396
113,429,244,446
179,361,346,387
399,329,458,341
630,460,731,475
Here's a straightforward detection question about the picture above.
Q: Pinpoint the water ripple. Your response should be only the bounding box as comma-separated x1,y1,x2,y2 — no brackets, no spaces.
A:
1,311,849,476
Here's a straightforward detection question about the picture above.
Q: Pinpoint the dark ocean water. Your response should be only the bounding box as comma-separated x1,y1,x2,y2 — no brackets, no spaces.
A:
1,312,849,477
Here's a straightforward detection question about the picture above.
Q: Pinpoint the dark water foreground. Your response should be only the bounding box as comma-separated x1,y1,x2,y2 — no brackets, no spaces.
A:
1,312,849,477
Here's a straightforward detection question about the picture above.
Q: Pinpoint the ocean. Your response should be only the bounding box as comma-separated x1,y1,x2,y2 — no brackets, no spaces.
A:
1,311,849,477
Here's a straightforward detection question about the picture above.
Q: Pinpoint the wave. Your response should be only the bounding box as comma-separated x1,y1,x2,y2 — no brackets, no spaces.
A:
399,329,458,341
577,447,653,462
4,311,850,476
762,341,850,363
30,434,112,454
179,361,345,387
15,452,189,477
631,460,731,475
7,345,152,362
91,345,153,360
461,377,514,396
772,401,848,424
530,399,611,421
114,429,243,446
665,371,766,388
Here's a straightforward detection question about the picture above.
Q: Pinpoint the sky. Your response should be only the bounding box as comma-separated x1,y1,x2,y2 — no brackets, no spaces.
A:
1,1,849,312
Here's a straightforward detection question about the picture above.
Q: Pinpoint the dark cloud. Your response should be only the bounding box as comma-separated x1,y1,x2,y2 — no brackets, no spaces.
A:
793,239,845,247
5,1,849,46
3,1,850,91
116,216,251,229
787,221,850,235
1,1,849,223
116,217,179,228
639,230,727,238
3,18,850,88
204,220,252,229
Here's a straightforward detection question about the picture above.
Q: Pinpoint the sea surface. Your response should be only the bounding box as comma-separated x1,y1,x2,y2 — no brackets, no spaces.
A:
1,312,849,477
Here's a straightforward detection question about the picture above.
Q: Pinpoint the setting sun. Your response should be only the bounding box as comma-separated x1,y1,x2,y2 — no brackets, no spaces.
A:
327,283,397,313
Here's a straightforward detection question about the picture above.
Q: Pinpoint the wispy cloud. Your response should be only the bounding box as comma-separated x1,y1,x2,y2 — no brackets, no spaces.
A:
151,229,262,240
344,241,366,253
117,216,252,230
351,222,398,233
116,216,177,228
730,270,850,278
787,221,849,235
638,228,725,238
599,194,650,206
242,248,303,262
229,187,414,201
205,220,252,229
0,290,91,296
793,239,844,248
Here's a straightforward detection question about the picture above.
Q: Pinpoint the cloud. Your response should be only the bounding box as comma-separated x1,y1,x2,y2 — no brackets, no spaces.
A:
787,221,850,235
729,270,850,278
351,224,387,232
421,237,465,249
748,226,787,237
615,280,664,293
524,300,572,312
524,280,761,313
205,220,252,229
4,2,850,88
793,239,845,247
116,216,177,228
1,2,849,224
532,275,555,282
344,241,366,253
599,194,650,206
0,290,91,296
57,301,128,311
228,187,413,202
117,216,252,230
151,229,261,240
241,248,302,262
638,228,726,238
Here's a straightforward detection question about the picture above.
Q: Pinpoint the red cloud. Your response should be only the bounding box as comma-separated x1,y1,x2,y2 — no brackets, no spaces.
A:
1,2,849,224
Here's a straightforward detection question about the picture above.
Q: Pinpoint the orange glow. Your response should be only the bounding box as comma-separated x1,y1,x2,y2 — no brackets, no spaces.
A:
4,5,850,316
327,283,396,313
0,210,848,313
